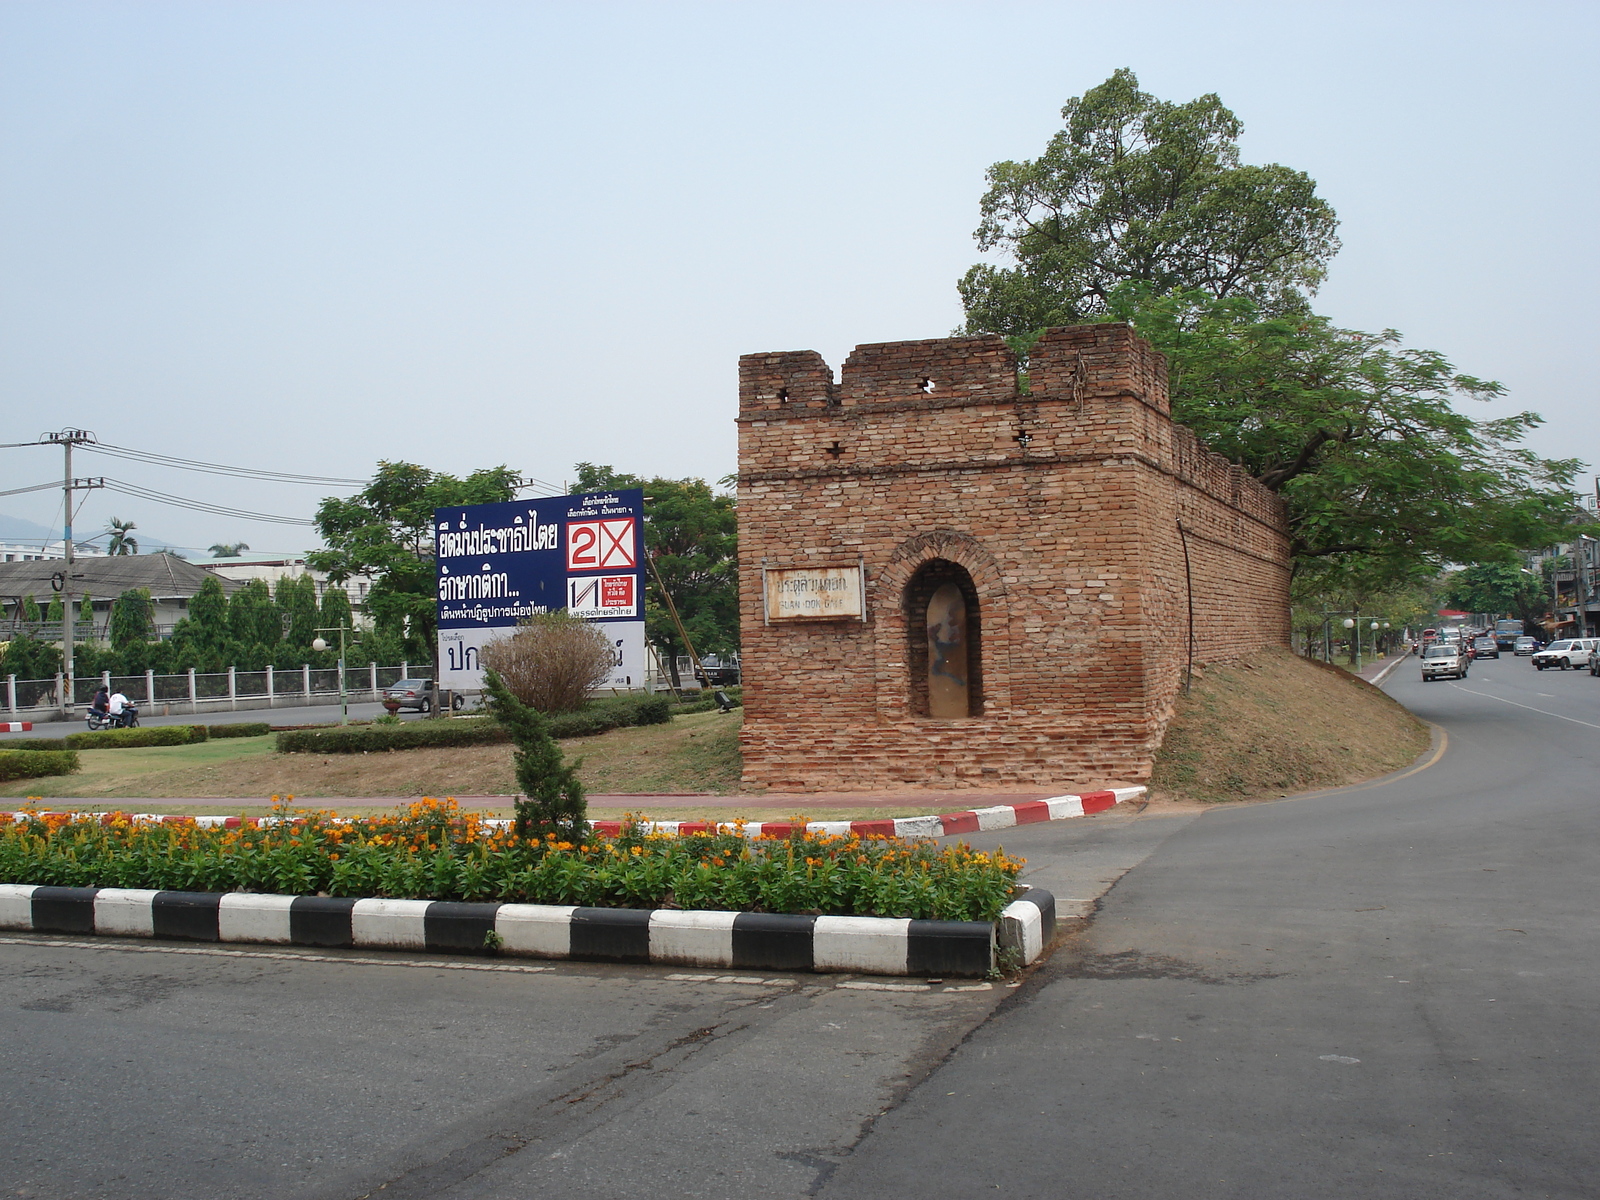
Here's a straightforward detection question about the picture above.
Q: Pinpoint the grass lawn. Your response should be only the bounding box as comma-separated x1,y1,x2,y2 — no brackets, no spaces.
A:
2,711,747,804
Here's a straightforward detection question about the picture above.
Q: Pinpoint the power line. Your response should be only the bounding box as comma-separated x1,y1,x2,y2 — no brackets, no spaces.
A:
83,442,369,486
0,481,61,499
8,432,569,505
100,478,317,526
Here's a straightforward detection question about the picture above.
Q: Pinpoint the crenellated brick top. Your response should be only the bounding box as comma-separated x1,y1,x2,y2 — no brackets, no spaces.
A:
738,325,1169,416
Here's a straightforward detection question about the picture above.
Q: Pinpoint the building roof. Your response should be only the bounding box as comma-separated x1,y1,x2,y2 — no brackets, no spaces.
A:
0,552,240,603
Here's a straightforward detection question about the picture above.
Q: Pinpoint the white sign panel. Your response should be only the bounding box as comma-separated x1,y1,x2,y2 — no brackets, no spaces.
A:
440,620,647,692
567,573,639,619
764,566,865,622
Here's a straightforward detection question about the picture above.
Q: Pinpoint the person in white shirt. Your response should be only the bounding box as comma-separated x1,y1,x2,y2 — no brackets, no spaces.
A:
108,691,130,725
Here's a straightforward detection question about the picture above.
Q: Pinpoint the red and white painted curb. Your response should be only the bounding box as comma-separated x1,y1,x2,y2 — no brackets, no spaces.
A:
589,787,1146,839
5,787,1144,837
0,723,32,733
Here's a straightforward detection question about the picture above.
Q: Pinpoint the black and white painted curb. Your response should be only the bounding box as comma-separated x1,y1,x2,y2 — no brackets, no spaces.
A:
0,884,1057,978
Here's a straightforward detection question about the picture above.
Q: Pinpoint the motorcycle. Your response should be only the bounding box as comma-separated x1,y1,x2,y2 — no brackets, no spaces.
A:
86,704,140,731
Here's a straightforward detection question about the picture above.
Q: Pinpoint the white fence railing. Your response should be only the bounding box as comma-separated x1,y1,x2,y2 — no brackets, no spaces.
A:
4,663,429,718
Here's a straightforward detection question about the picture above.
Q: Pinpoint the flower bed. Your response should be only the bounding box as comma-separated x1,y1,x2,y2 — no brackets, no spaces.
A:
0,798,1022,924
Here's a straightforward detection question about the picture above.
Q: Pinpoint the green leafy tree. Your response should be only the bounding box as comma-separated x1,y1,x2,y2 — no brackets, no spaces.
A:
171,574,232,666
482,666,587,843
959,69,1340,337
1441,562,1549,629
21,595,42,623
317,584,354,640
276,575,319,648
109,588,156,651
229,579,282,649
1100,288,1582,587
44,593,63,624
0,633,59,681
572,464,739,687
310,461,521,663
208,542,249,557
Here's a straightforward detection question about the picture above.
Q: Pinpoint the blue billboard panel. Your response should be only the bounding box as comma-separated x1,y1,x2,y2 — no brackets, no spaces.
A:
435,489,646,690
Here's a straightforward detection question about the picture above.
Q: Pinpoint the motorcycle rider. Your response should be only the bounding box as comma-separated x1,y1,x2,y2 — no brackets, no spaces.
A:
107,689,133,727
90,686,110,717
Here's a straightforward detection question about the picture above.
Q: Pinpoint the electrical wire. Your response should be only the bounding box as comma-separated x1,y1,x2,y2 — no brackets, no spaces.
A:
83,442,369,486
85,442,568,497
0,481,62,499
100,478,317,526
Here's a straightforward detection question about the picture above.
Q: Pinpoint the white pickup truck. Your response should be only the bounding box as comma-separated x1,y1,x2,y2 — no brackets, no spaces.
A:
1420,642,1470,681
1531,638,1598,670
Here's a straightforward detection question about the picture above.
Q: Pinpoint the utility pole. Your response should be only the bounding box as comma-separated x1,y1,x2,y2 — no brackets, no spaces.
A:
42,430,98,717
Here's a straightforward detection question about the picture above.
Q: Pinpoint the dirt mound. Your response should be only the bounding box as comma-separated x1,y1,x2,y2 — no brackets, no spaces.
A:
1148,647,1429,804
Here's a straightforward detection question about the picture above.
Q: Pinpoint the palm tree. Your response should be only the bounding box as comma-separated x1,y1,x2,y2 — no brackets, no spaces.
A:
106,517,139,555
208,542,250,558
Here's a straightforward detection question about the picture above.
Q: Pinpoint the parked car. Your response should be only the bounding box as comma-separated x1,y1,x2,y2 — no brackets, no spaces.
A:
382,679,464,712
1530,638,1599,671
1471,636,1499,659
1420,642,1470,681
1513,636,1538,655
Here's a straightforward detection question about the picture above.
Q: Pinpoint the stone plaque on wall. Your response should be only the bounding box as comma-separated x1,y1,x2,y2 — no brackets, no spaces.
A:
764,565,865,622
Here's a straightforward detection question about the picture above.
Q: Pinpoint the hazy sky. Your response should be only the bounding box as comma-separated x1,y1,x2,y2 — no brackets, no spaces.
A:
2,0,1596,554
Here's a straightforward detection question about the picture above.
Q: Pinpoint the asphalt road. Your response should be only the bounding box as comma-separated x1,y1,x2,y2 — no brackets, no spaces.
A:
1,651,1594,1198
822,652,1600,1199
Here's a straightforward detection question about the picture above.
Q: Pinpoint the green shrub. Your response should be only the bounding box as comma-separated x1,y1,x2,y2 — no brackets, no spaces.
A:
276,696,673,754
0,749,80,782
64,725,202,750
670,695,743,715
208,722,271,739
11,738,70,751
558,693,672,732
545,711,608,738
276,718,510,754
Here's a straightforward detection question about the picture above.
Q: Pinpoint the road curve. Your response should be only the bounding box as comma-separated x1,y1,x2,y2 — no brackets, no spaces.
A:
822,652,1600,1200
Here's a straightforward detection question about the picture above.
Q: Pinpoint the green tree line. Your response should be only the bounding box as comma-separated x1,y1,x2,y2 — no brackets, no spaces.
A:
0,575,396,682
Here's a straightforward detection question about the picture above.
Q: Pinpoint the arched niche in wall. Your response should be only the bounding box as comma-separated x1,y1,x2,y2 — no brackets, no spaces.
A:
904,558,983,718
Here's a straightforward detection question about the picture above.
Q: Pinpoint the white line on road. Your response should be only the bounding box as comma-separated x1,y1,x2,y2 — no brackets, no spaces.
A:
1445,684,1600,731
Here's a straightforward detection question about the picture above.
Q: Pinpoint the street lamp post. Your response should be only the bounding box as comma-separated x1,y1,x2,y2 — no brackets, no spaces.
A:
1342,618,1359,670
312,624,352,725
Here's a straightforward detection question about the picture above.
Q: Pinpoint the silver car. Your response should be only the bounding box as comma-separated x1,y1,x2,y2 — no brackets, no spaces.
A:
1420,642,1469,681
381,679,463,712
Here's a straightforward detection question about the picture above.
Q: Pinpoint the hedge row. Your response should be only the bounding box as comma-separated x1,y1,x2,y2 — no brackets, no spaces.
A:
276,694,676,755
64,725,206,750
670,695,743,715
548,694,672,737
276,718,509,754
209,722,272,739
0,749,80,782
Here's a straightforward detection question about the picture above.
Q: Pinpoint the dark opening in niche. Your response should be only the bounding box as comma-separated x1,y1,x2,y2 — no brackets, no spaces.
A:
904,559,983,718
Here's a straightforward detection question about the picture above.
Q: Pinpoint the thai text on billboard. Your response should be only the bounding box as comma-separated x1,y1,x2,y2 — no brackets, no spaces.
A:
435,489,646,690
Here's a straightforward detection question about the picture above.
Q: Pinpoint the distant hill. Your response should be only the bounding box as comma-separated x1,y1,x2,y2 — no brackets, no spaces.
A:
0,511,188,555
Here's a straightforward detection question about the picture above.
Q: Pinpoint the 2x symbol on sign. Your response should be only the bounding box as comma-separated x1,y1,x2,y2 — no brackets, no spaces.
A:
567,518,637,571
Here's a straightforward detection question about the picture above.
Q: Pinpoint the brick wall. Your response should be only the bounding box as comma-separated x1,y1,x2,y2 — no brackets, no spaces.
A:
735,324,1291,792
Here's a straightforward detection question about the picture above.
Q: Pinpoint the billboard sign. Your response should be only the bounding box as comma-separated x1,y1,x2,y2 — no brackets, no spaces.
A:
435,488,647,691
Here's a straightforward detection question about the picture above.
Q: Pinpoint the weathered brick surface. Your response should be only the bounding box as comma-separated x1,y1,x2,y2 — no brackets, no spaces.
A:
736,325,1291,792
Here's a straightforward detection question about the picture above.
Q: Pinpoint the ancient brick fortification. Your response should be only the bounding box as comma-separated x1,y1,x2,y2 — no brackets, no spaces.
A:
735,324,1292,792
